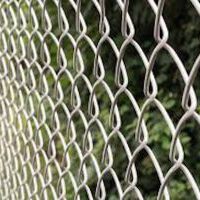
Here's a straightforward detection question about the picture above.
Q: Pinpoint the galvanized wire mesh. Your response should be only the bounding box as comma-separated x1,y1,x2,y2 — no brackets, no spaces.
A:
0,0,200,199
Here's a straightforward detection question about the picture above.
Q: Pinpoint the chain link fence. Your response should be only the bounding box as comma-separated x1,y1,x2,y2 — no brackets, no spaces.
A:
0,0,200,199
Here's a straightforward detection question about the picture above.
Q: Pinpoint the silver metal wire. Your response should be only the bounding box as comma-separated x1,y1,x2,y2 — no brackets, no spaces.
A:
0,0,200,199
